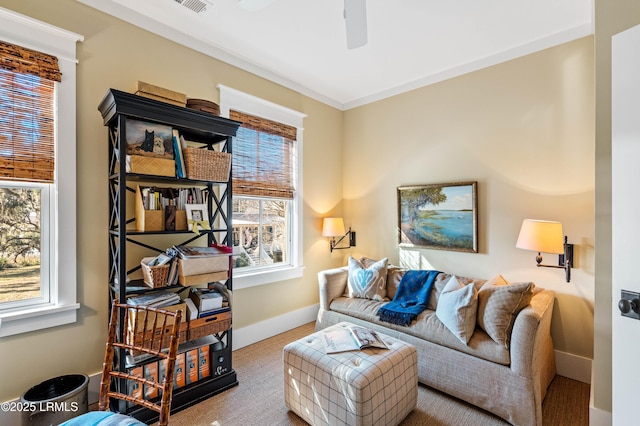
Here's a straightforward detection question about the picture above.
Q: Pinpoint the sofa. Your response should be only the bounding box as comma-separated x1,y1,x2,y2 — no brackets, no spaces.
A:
315,259,556,426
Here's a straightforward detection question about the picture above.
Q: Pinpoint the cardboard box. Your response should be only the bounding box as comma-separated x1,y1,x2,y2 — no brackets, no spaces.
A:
136,186,164,232
143,363,158,400
126,302,187,355
176,210,188,231
189,288,223,311
174,353,185,389
185,349,199,385
127,154,176,177
135,81,187,107
128,366,144,407
178,270,228,286
127,302,186,332
178,255,230,276
198,346,210,379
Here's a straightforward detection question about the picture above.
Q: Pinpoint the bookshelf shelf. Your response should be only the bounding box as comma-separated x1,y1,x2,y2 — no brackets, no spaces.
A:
99,89,241,422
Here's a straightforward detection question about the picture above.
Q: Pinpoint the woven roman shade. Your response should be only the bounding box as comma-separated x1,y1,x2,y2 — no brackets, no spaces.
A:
230,110,296,199
0,41,59,183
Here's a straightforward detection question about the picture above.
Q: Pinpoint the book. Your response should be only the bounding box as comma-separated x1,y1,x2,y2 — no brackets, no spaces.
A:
172,129,186,178
198,306,230,319
322,325,389,354
127,290,180,308
183,297,199,320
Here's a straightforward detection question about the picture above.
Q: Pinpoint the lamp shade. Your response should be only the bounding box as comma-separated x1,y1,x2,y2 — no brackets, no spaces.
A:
322,217,346,237
516,219,564,254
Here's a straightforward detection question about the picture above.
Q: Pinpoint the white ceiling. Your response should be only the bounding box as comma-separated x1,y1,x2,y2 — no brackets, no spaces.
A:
77,0,593,110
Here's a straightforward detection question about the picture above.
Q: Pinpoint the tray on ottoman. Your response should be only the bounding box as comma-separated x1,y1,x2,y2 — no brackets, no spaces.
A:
283,322,418,426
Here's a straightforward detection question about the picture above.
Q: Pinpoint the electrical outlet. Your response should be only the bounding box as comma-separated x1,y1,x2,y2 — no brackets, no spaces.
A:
618,290,640,320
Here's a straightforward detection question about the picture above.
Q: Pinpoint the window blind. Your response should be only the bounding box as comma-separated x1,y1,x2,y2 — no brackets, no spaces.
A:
230,110,296,199
0,41,59,183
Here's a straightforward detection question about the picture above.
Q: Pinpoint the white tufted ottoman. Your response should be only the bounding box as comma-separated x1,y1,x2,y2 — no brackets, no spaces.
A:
283,322,418,426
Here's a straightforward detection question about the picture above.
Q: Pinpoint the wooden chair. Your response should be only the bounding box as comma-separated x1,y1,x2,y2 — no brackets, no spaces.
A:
61,300,183,426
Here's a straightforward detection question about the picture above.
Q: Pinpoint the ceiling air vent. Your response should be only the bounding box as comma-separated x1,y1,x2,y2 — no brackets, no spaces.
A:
173,0,212,14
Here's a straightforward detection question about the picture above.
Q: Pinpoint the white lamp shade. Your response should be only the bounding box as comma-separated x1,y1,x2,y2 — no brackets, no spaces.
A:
516,219,564,254
322,217,346,237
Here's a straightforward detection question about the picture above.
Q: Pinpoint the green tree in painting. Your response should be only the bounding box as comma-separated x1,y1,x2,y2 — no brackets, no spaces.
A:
0,188,40,263
400,187,447,225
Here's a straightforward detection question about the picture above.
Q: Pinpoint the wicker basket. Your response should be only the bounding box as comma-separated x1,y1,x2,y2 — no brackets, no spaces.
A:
183,148,231,182
188,311,232,340
186,98,220,116
140,257,170,288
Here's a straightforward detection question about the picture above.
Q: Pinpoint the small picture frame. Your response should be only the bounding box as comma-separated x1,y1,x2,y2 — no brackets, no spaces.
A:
186,204,207,230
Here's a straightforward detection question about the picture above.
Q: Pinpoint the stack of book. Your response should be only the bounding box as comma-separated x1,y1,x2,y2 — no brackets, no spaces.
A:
127,290,181,308
184,288,230,319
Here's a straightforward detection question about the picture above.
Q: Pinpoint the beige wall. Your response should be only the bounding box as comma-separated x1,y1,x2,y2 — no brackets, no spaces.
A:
593,0,640,415
342,37,595,358
0,0,343,401
0,0,600,406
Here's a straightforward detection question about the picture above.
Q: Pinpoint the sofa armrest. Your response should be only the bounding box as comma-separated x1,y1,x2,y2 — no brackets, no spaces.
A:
510,289,556,380
318,267,348,311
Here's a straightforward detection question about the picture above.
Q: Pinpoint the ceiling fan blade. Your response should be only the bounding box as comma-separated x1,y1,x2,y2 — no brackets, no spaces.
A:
238,0,276,11
344,0,368,49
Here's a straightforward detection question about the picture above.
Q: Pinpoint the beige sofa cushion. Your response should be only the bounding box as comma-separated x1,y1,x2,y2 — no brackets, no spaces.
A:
329,296,510,365
477,275,535,349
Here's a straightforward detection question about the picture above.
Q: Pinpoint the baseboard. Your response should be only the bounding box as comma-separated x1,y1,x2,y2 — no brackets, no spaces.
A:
589,366,612,426
554,350,592,383
232,304,319,350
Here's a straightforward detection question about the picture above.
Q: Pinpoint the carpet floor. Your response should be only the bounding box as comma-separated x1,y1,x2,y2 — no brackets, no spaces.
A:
165,322,590,426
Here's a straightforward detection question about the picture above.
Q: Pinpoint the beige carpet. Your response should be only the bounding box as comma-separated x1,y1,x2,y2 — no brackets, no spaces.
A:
166,322,590,426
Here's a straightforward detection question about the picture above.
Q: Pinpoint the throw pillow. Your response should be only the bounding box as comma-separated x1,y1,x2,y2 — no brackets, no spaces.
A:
477,275,535,348
385,266,405,300
435,275,478,345
347,257,388,301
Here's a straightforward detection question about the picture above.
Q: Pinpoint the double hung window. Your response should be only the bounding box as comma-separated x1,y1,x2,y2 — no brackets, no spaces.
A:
219,85,305,288
0,9,82,337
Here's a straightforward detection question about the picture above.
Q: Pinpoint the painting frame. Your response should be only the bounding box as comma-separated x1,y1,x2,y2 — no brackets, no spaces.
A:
125,118,175,160
397,181,478,253
185,203,208,231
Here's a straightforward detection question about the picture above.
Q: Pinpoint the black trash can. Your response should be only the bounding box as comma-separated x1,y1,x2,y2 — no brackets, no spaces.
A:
20,374,89,426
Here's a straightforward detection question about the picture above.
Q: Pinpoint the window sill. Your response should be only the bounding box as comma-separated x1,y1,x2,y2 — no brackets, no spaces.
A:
233,265,305,290
0,303,80,337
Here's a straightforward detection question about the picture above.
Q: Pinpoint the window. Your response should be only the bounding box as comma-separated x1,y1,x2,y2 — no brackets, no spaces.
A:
0,9,83,337
219,85,305,289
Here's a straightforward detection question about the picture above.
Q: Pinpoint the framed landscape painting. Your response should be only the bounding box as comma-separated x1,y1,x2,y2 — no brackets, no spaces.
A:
398,181,478,253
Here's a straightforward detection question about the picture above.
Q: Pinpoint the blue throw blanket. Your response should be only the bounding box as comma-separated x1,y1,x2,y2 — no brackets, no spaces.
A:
377,270,440,326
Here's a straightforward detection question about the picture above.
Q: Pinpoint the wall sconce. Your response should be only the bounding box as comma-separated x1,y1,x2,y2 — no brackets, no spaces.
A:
322,217,356,252
516,219,574,282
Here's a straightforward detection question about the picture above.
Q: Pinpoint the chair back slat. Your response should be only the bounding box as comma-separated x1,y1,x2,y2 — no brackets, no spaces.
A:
98,300,183,426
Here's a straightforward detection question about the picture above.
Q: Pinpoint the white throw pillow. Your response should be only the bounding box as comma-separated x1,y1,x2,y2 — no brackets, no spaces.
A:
435,275,478,345
347,257,388,301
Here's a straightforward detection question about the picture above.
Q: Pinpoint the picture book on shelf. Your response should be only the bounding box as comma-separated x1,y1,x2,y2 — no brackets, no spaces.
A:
322,325,389,354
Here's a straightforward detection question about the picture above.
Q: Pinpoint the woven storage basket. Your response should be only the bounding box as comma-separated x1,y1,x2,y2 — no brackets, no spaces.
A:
186,98,220,116
140,257,170,288
183,148,231,182
188,311,232,340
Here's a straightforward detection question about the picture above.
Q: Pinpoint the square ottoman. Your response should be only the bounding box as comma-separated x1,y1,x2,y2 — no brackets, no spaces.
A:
283,322,418,426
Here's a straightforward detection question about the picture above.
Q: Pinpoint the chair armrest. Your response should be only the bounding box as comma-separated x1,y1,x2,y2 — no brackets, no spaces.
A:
510,289,556,379
317,267,348,311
